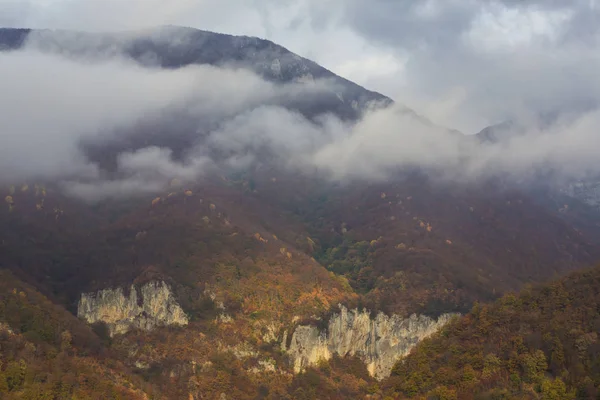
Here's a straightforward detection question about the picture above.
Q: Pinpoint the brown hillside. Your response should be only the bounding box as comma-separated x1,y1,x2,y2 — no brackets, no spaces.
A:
385,265,600,399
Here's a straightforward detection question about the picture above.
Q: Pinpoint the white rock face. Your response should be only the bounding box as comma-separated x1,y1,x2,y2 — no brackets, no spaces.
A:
77,281,188,336
286,305,457,380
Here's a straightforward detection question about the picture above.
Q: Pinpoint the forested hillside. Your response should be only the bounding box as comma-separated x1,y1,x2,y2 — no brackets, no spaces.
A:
0,270,155,399
386,265,600,399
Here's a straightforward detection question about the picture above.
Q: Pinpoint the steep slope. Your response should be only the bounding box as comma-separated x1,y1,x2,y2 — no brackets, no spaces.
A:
245,172,597,316
3,173,583,398
0,179,354,316
0,182,368,398
385,265,600,399
2,171,598,397
0,269,155,399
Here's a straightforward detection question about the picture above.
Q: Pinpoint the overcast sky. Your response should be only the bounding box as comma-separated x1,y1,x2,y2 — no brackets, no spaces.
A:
2,0,600,133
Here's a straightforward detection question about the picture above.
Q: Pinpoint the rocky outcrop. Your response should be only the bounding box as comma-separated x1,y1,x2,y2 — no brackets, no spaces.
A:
285,306,457,380
77,281,188,336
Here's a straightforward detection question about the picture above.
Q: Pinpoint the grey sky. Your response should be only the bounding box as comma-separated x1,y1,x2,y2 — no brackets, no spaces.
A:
2,0,600,132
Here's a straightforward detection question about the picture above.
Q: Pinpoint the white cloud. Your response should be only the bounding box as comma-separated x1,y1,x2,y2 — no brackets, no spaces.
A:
0,44,273,190
466,5,572,53
0,49,199,180
3,1,600,134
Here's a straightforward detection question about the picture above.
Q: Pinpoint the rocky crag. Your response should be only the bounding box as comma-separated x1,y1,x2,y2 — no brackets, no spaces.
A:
285,305,457,380
77,281,188,336
78,281,455,379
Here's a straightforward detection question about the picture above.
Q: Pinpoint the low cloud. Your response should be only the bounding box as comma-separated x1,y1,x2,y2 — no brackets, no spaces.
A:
312,106,600,184
0,36,346,200
0,48,201,180
3,29,600,203
61,147,213,202
4,1,600,135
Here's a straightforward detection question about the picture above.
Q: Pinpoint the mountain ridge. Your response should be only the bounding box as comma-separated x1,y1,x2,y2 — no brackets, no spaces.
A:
0,26,393,119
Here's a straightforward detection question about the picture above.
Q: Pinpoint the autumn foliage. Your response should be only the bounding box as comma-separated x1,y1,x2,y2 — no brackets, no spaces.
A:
385,266,600,399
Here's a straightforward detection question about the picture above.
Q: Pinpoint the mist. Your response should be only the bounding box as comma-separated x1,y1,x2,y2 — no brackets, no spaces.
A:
2,30,600,202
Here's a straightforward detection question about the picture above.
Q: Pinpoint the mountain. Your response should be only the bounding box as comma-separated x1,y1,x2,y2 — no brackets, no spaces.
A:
0,26,392,120
2,173,598,398
0,26,411,175
1,26,600,399
385,264,600,399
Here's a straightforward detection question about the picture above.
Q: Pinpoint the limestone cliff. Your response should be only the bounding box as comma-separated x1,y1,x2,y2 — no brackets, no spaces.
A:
285,305,457,380
77,281,188,336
